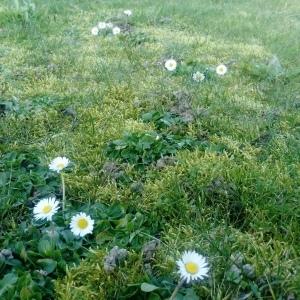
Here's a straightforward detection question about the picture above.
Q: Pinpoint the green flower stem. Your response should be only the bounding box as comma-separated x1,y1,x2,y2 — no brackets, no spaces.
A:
50,222,56,248
61,172,66,212
169,278,185,300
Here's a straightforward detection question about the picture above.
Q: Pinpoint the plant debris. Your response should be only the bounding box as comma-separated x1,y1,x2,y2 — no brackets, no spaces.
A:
155,156,177,169
103,246,128,273
142,240,160,263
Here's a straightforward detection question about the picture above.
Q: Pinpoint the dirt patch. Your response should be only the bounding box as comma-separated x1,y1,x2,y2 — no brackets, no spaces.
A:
171,91,194,122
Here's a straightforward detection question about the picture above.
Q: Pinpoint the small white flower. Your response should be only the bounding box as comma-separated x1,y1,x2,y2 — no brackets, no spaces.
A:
165,59,177,71
91,26,99,36
106,22,113,29
33,197,59,221
192,71,205,82
112,26,121,35
98,22,107,29
177,250,209,283
124,9,132,16
49,157,70,173
216,64,227,76
70,212,94,237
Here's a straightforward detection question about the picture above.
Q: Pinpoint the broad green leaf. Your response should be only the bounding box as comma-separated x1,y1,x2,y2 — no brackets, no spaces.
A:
140,282,159,292
183,288,199,300
0,273,18,297
37,259,57,274
38,239,53,256
149,293,161,300
141,112,155,121
61,230,75,243
20,286,34,300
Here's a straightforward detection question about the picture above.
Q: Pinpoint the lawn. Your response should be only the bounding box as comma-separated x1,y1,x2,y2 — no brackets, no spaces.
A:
0,0,299,299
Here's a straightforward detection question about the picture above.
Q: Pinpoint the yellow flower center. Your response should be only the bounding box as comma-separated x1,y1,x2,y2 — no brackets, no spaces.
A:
185,262,199,274
77,218,88,229
56,163,65,169
42,205,52,214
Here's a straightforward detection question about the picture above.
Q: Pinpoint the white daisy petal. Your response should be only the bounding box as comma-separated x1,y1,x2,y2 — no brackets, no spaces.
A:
70,212,94,237
33,197,60,221
124,9,132,16
112,26,121,35
216,64,227,76
98,22,107,29
176,250,209,283
192,71,205,82
165,59,177,71
91,26,99,36
49,156,70,173
106,22,113,29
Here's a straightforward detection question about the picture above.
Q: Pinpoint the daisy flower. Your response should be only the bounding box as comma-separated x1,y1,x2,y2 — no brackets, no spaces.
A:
106,22,113,29
49,157,70,173
192,71,205,82
91,26,99,36
165,59,177,71
112,26,121,35
177,250,209,283
216,64,227,76
98,22,107,29
70,212,94,237
124,9,132,16
33,197,60,221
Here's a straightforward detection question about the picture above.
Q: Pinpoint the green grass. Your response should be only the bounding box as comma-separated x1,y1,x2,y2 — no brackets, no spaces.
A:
0,0,299,299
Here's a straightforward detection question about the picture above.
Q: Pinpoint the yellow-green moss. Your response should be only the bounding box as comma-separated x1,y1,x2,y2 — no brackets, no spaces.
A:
55,250,146,300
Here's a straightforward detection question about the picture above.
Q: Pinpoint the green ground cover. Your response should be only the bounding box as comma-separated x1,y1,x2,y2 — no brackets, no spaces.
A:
0,0,299,299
